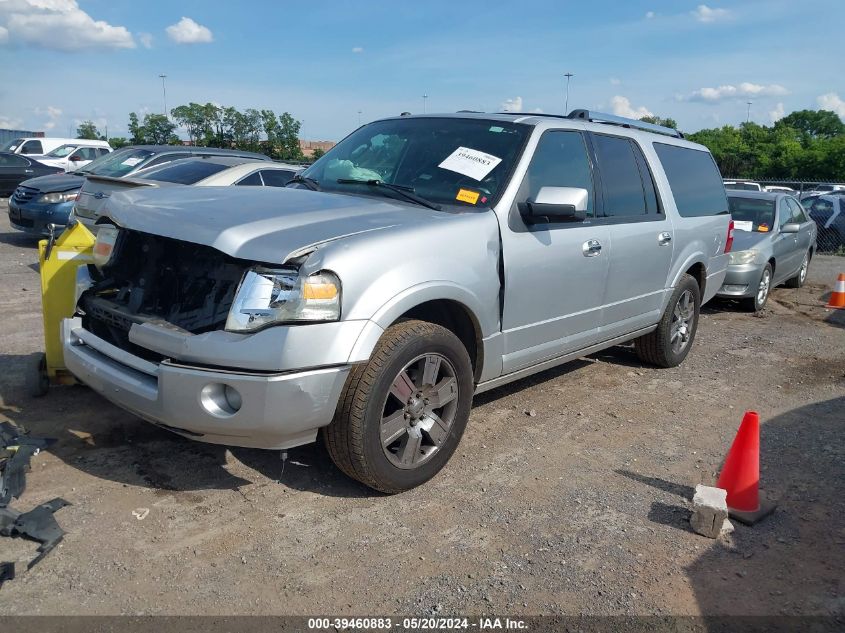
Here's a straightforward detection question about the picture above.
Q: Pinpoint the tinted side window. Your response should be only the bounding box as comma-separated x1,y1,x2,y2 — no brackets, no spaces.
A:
21,140,43,154
143,154,178,168
0,154,28,167
260,169,295,187
778,199,792,229
521,130,594,215
654,143,728,217
786,198,807,223
96,148,110,157
236,171,263,186
143,161,230,184
592,135,647,217
632,142,660,214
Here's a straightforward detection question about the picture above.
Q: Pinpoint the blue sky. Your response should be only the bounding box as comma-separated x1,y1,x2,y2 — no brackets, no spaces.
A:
1,0,844,141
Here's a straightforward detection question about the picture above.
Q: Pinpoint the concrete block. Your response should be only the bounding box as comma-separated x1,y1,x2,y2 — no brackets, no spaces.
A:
690,484,728,539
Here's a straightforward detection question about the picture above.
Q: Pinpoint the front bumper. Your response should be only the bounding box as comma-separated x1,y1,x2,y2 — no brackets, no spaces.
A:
62,317,351,449
8,198,73,235
716,263,763,298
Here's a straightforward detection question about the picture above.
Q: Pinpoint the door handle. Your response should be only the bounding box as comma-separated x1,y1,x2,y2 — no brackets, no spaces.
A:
582,239,602,257
658,231,672,245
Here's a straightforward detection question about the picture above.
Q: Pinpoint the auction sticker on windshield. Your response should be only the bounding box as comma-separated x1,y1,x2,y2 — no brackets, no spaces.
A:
455,188,480,204
733,220,753,232
438,147,502,181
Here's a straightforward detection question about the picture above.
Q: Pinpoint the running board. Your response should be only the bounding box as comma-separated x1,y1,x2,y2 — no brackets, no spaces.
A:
473,325,656,395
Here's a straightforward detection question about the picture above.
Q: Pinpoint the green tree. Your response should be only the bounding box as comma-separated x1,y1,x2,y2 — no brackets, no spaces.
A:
128,112,144,144
76,120,101,140
126,112,180,145
277,112,303,160
775,109,845,140
171,102,212,145
108,137,129,149
640,115,678,130
311,147,326,160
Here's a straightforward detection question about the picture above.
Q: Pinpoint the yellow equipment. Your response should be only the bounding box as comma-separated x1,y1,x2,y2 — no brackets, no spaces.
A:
28,223,96,396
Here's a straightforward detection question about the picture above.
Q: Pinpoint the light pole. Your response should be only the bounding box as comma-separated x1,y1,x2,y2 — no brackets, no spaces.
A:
564,73,574,113
746,101,752,123
422,93,428,114
357,110,362,126
159,74,168,118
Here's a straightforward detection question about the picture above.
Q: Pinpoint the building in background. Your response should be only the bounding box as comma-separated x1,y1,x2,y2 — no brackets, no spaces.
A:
300,139,335,158
0,129,44,146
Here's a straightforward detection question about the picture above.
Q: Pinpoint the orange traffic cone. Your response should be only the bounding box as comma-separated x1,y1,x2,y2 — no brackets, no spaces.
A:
826,273,845,309
716,411,776,525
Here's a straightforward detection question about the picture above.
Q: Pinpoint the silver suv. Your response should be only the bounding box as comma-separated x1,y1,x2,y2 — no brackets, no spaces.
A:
62,111,731,492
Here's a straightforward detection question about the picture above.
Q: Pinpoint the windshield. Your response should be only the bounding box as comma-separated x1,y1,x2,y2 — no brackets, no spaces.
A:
301,117,530,208
45,144,79,158
81,147,155,177
729,196,775,232
0,138,23,152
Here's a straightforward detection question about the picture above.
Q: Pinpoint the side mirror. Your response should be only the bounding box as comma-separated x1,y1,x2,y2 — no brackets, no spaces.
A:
781,223,800,234
518,187,588,225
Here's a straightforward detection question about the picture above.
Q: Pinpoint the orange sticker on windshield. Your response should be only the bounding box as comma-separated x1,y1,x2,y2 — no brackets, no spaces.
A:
456,188,480,204
758,224,769,232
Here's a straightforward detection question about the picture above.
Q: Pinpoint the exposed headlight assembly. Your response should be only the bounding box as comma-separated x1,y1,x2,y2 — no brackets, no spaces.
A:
38,190,80,204
225,267,341,331
728,250,758,265
92,225,121,268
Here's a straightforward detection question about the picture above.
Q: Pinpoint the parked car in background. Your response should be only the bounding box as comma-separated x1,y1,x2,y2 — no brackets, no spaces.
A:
724,180,763,191
34,140,112,172
717,191,816,311
801,193,845,252
71,157,300,231
0,152,61,197
7,145,270,236
63,110,732,493
0,137,91,157
763,185,796,194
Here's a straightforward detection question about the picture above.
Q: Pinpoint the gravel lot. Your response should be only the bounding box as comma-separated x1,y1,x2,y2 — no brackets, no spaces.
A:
0,198,843,618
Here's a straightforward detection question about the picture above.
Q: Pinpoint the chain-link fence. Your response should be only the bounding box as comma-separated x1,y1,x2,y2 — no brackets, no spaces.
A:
803,195,845,255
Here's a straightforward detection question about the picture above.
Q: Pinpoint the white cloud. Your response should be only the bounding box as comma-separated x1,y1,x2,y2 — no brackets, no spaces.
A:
165,17,213,44
692,4,731,23
139,32,153,49
0,115,23,129
351,46,363,53
0,0,135,51
645,11,655,19
684,82,789,103
769,102,785,123
35,105,62,130
501,96,523,113
609,77,621,86
610,95,653,119
817,93,845,118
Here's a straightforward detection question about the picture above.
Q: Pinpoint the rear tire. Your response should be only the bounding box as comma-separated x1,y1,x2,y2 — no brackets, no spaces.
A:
635,274,700,368
322,320,473,493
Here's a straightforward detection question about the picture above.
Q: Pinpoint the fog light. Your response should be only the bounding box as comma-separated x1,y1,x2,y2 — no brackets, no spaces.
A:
722,284,748,293
200,383,242,417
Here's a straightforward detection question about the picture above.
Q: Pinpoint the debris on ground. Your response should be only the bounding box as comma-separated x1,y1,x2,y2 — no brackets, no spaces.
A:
690,484,729,539
0,421,66,575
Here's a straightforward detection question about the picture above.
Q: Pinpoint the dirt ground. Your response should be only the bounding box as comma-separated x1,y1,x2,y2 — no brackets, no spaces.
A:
0,199,843,618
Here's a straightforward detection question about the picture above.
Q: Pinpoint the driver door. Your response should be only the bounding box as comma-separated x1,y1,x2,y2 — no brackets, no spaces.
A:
499,130,610,374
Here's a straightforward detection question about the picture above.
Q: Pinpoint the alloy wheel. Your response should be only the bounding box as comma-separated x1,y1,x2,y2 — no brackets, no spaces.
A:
670,289,695,354
757,269,771,307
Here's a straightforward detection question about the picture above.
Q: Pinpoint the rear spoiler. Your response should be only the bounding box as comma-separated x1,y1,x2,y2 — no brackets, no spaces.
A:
82,175,160,189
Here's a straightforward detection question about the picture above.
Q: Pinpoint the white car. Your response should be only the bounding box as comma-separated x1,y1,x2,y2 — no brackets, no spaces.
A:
724,180,763,191
35,141,112,172
763,185,796,194
0,136,107,157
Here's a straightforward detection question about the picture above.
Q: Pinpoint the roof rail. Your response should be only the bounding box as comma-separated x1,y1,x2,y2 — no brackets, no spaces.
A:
567,109,683,138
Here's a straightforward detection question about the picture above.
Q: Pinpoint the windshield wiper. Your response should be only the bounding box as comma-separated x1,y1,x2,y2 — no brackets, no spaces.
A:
285,174,321,191
336,179,441,211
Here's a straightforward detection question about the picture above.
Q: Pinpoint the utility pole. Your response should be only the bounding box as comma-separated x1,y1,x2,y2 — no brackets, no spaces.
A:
159,74,168,118
564,72,574,113
422,93,428,114
357,110,362,126
746,101,752,124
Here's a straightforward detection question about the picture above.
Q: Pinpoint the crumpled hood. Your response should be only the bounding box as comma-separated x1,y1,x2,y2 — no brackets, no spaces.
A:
730,229,770,252
105,185,462,264
19,173,83,193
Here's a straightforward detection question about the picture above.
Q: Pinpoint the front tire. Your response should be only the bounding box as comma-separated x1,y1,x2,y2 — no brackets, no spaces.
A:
635,273,700,368
322,320,473,493
742,263,772,312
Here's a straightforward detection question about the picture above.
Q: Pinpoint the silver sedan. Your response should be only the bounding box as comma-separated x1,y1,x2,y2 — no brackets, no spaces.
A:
717,191,817,311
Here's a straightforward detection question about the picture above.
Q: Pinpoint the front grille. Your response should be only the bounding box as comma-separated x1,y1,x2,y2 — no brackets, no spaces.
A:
12,186,37,203
80,230,248,357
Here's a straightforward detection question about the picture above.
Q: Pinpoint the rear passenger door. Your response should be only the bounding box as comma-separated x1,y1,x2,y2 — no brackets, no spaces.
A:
773,198,801,281
589,133,673,335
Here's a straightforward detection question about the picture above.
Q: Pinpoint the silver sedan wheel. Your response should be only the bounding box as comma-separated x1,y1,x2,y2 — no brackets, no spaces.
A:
757,268,771,307
670,289,695,354
799,253,809,284
380,353,459,470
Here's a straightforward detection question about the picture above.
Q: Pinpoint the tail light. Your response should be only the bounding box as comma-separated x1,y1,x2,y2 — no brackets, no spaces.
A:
725,219,734,253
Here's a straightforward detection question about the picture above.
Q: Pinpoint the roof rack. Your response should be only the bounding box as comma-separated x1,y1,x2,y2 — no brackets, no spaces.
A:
567,109,683,138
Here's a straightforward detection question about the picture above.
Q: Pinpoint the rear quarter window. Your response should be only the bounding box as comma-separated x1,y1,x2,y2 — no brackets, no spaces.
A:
654,143,728,217
143,161,230,184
